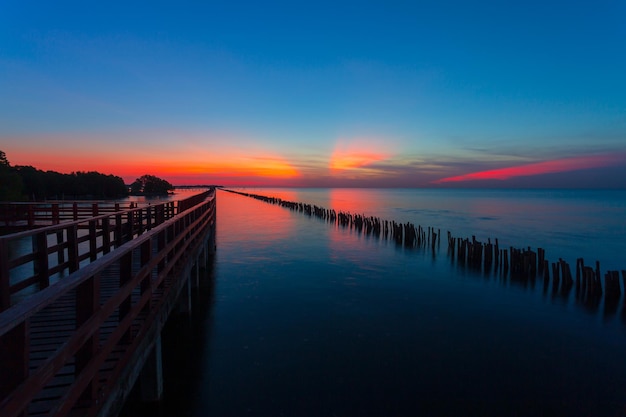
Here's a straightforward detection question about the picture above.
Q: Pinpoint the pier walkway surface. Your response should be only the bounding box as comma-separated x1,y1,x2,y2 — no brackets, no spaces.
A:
0,189,216,417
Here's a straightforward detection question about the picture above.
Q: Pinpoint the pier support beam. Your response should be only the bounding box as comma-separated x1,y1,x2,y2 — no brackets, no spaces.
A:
140,334,163,402
179,276,192,315
192,258,200,289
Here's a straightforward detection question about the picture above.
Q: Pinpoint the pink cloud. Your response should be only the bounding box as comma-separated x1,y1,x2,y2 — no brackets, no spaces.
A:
433,154,626,184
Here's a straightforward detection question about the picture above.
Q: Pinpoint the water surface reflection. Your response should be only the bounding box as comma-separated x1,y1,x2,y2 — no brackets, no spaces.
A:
124,189,626,417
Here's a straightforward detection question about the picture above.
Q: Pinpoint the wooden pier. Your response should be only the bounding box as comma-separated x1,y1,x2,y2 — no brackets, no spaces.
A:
0,189,216,417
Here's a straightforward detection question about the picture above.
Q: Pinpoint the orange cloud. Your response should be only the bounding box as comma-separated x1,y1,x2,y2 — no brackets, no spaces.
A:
330,138,391,171
433,154,625,183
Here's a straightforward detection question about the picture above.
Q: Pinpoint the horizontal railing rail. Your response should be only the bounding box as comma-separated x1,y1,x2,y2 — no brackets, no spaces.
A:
0,190,215,417
0,201,139,228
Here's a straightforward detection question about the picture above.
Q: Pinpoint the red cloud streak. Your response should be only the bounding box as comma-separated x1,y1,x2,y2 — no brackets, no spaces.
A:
433,154,625,184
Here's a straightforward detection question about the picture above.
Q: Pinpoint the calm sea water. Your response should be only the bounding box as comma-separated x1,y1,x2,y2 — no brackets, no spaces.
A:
228,188,626,272
123,188,626,417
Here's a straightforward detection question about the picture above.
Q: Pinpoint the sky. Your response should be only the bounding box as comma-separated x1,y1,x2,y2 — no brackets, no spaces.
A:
1,0,625,188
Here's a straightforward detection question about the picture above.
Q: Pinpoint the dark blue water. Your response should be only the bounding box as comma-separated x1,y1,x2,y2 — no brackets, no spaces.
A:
123,188,626,417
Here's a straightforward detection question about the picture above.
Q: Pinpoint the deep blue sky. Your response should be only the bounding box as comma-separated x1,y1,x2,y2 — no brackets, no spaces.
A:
1,0,625,186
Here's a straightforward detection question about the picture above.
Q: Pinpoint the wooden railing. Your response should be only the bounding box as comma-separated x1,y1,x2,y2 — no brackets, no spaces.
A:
0,202,175,311
0,191,212,311
0,190,215,417
0,201,139,228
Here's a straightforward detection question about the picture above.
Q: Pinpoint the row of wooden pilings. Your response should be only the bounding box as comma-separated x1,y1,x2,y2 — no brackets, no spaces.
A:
224,189,626,306
448,234,626,303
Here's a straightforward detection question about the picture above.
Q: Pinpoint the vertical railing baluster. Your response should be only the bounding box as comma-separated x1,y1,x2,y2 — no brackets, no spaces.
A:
157,229,166,289
89,220,97,262
138,208,144,235
27,204,34,227
115,212,123,248
33,232,49,289
146,205,153,230
120,251,132,343
126,210,134,242
102,217,111,254
56,229,65,268
52,203,59,225
67,224,79,273
141,238,153,313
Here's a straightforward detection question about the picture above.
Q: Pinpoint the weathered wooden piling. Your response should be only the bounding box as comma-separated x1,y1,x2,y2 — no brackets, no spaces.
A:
537,248,545,273
552,261,561,293
604,271,621,299
556,259,573,296
224,188,623,308
576,258,584,290
503,249,509,271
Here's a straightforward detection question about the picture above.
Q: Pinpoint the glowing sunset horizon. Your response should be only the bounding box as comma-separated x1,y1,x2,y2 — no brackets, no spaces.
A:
2,1,626,188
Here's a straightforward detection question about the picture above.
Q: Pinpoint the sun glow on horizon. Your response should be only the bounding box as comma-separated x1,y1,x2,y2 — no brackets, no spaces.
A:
329,138,391,172
5,135,300,185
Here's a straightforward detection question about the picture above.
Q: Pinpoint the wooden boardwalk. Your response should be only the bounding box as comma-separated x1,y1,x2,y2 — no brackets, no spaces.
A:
0,190,216,417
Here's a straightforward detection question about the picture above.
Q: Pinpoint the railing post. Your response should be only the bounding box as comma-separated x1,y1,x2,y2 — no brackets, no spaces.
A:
89,220,97,262
146,205,153,230
92,203,98,217
33,232,50,289
0,239,10,311
140,239,153,313
115,212,123,248
120,251,132,343
28,204,34,227
56,230,65,267
73,202,78,221
156,205,164,225
125,211,135,243
52,203,60,225
76,273,100,403
157,229,166,289
102,217,111,254
138,208,144,235
67,224,79,273
0,321,29,406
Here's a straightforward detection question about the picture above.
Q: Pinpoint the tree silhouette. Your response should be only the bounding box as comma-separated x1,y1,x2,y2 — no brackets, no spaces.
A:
130,174,174,195
0,150,24,201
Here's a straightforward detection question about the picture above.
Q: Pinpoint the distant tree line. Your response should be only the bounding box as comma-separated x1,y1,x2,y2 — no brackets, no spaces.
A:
0,150,174,201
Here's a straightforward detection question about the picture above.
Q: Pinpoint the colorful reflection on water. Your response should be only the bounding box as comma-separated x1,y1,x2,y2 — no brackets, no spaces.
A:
123,189,626,417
